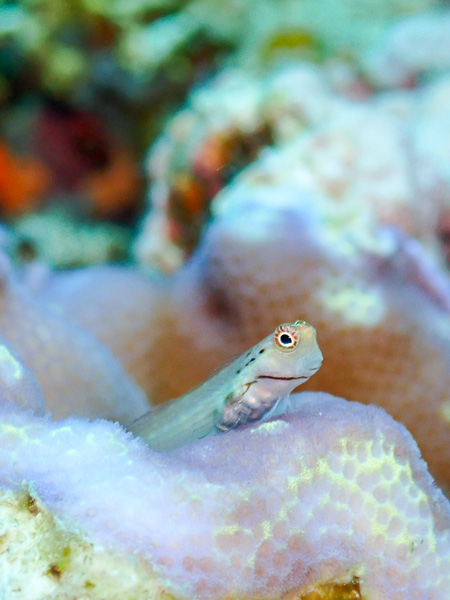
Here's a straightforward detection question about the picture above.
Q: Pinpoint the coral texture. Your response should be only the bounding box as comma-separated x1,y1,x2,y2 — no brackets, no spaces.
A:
0,393,449,599
134,63,343,269
0,251,148,422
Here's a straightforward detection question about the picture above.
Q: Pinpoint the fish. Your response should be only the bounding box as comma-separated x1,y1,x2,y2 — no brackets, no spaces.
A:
129,320,323,451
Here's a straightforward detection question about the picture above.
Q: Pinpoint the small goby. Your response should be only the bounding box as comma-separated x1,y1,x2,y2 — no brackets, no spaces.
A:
130,320,323,451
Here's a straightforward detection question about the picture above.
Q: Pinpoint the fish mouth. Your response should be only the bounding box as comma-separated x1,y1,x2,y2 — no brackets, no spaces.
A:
257,375,309,381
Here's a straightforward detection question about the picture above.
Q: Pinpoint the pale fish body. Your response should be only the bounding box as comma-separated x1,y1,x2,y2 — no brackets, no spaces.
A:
130,320,323,451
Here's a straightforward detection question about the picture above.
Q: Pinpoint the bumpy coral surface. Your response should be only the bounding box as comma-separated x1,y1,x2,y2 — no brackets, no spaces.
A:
0,251,148,422
12,205,131,268
1,393,449,599
0,487,161,600
134,62,343,269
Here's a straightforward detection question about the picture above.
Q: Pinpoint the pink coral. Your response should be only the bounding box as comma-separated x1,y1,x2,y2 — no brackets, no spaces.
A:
30,264,164,399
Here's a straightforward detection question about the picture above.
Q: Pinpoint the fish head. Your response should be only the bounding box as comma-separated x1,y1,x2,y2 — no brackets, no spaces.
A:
254,320,323,382
218,320,323,432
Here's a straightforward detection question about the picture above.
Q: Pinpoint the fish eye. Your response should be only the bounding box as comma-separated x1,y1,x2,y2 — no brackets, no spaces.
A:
274,324,299,350
280,333,293,345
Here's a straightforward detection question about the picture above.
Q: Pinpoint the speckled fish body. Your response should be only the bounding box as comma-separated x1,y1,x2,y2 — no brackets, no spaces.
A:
130,320,322,451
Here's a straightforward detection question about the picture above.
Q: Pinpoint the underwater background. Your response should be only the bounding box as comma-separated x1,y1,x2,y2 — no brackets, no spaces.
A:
0,1,450,598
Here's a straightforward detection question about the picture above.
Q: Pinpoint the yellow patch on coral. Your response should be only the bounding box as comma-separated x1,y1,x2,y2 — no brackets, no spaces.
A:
291,577,364,599
250,420,290,435
440,400,450,424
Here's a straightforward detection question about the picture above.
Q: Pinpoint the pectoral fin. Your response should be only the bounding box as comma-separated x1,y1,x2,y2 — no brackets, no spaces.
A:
215,381,255,432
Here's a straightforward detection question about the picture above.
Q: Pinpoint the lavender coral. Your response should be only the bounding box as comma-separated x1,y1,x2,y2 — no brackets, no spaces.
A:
0,251,148,422
0,336,44,416
1,393,449,599
31,263,163,399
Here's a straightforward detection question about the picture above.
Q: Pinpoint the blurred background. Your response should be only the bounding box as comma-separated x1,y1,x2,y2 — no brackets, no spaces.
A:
1,0,449,269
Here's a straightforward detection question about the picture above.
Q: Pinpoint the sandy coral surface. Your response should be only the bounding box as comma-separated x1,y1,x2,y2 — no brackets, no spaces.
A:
1,393,449,599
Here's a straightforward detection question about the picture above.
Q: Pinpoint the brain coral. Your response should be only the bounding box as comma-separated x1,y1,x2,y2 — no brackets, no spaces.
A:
1,392,449,599
0,252,148,422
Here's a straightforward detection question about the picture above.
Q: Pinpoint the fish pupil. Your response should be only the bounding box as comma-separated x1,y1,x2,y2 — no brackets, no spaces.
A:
280,333,292,345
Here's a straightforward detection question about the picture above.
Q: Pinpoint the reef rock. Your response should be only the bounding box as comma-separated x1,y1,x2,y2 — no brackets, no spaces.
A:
1,392,449,599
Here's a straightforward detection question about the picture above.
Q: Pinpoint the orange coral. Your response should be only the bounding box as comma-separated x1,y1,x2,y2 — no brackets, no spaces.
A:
0,141,50,216
81,148,141,219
